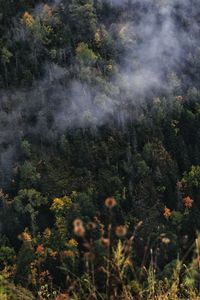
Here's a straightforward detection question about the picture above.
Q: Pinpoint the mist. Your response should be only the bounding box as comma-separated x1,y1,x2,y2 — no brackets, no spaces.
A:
0,0,200,186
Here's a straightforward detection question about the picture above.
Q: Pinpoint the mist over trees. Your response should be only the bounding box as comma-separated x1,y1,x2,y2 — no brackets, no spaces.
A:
1,0,200,299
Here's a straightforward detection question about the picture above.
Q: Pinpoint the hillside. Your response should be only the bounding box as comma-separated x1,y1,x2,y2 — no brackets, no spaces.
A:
1,0,200,299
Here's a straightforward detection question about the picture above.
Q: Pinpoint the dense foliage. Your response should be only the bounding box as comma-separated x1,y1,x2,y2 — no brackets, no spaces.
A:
1,0,200,299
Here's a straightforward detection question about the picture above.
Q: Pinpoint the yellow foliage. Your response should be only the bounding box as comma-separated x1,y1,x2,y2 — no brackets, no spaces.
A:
51,196,72,212
106,64,113,72
22,12,34,27
95,30,101,47
113,240,132,276
53,197,65,207
43,228,51,238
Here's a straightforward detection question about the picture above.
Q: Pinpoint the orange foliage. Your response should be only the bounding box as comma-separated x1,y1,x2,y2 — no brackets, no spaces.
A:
163,206,171,219
36,244,45,254
183,196,193,208
43,4,53,17
22,11,33,27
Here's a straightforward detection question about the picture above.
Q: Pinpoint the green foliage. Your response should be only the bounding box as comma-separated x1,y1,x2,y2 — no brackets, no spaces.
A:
69,0,97,42
20,140,32,158
0,246,15,270
0,275,34,300
182,165,200,189
16,241,35,283
0,47,12,64
19,161,40,189
76,42,97,66
14,189,47,213
13,189,47,234
1,0,200,298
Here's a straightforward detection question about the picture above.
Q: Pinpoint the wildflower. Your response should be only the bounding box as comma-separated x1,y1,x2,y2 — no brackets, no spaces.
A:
176,95,183,102
51,196,72,213
115,225,127,238
48,249,57,258
74,225,85,237
105,197,117,209
101,238,110,247
53,197,64,206
161,237,171,244
73,218,83,227
21,231,32,242
67,239,78,247
40,270,50,278
183,196,193,208
160,233,166,238
63,250,75,258
163,206,171,219
36,244,45,254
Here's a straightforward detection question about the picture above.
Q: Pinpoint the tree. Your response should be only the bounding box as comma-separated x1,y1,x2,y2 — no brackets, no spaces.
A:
14,189,47,235
19,161,40,189
76,42,97,66
69,0,97,42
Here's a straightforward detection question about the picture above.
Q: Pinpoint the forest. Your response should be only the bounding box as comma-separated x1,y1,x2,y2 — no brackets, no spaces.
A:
1,0,200,299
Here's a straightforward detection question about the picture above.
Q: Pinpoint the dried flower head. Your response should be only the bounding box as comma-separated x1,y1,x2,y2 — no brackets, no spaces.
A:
74,225,85,237
40,270,50,278
163,206,171,219
56,294,69,300
183,196,193,208
101,238,110,247
115,225,127,238
105,197,117,209
176,95,183,102
73,218,83,227
87,222,97,230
